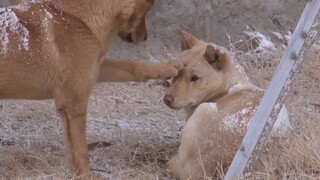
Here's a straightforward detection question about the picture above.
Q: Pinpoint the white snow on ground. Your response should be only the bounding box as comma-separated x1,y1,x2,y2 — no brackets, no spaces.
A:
284,31,292,43
0,7,30,55
272,31,283,40
244,30,275,51
272,105,292,136
272,31,292,42
272,30,293,48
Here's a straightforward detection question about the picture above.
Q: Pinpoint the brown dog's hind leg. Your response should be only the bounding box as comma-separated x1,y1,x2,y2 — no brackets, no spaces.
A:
55,91,93,179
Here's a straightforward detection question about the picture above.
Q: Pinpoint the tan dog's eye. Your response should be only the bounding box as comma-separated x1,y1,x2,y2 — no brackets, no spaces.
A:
191,75,199,82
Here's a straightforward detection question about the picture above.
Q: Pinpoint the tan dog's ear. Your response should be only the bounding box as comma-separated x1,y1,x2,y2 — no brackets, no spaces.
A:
178,30,199,51
203,45,226,70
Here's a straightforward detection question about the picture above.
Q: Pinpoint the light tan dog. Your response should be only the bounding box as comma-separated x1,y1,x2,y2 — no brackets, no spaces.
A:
164,31,291,179
0,0,183,178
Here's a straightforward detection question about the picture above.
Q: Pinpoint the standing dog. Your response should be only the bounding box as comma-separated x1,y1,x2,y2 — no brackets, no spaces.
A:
164,31,291,179
0,0,183,178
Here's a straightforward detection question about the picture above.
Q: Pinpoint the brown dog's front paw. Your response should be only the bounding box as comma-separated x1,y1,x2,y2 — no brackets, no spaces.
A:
159,60,183,79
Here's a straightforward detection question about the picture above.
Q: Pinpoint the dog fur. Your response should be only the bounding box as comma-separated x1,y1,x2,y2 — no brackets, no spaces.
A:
0,0,183,178
164,31,291,179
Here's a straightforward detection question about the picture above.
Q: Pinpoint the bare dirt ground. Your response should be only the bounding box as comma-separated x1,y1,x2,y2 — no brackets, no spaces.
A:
1,0,320,180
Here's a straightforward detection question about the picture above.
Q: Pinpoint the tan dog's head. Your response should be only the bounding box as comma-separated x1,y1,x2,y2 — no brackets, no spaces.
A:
117,0,155,44
164,31,231,109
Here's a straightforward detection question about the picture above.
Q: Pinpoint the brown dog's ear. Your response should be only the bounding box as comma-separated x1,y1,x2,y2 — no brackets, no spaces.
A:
203,45,226,70
178,30,199,51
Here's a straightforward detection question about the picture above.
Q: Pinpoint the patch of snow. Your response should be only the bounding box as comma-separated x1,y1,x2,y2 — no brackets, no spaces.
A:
220,104,290,135
0,7,30,55
228,82,264,94
244,30,275,51
10,3,31,12
220,103,291,136
228,82,245,93
221,113,239,132
197,103,218,115
208,102,217,111
271,105,291,137
42,8,53,29
221,109,250,134
272,31,283,41
44,8,53,19
284,31,292,43
241,108,250,115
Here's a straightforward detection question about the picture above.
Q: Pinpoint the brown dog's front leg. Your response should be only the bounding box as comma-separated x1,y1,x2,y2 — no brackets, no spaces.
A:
98,58,183,82
55,93,92,179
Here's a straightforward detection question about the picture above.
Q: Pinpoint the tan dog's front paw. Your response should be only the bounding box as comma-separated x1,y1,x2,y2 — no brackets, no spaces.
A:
159,60,183,79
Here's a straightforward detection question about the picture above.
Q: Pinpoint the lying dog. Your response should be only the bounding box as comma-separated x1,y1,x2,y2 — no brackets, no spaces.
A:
0,0,183,178
164,31,291,179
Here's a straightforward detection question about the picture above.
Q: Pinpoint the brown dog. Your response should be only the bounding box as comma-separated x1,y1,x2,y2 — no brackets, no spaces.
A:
164,31,291,179
0,0,183,178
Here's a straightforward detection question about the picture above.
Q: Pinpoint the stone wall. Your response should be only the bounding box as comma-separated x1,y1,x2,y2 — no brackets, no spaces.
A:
0,0,307,56
147,0,306,46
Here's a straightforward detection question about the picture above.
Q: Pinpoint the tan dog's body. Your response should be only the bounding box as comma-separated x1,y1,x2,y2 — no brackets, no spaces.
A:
0,0,183,178
164,31,291,179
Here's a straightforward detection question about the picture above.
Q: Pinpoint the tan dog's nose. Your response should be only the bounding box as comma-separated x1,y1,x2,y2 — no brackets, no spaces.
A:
164,95,174,106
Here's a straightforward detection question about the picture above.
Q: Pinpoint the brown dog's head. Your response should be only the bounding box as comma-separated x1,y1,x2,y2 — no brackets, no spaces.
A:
117,0,155,44
164,31,232,109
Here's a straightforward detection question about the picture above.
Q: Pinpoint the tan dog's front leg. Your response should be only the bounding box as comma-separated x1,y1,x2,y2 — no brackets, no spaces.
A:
98,58,183,82
55,92,92,179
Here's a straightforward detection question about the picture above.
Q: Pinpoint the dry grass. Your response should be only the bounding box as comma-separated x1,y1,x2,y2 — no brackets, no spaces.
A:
234,42,320,180
0,81,185,179
1,34,320,180
258,53,320,180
